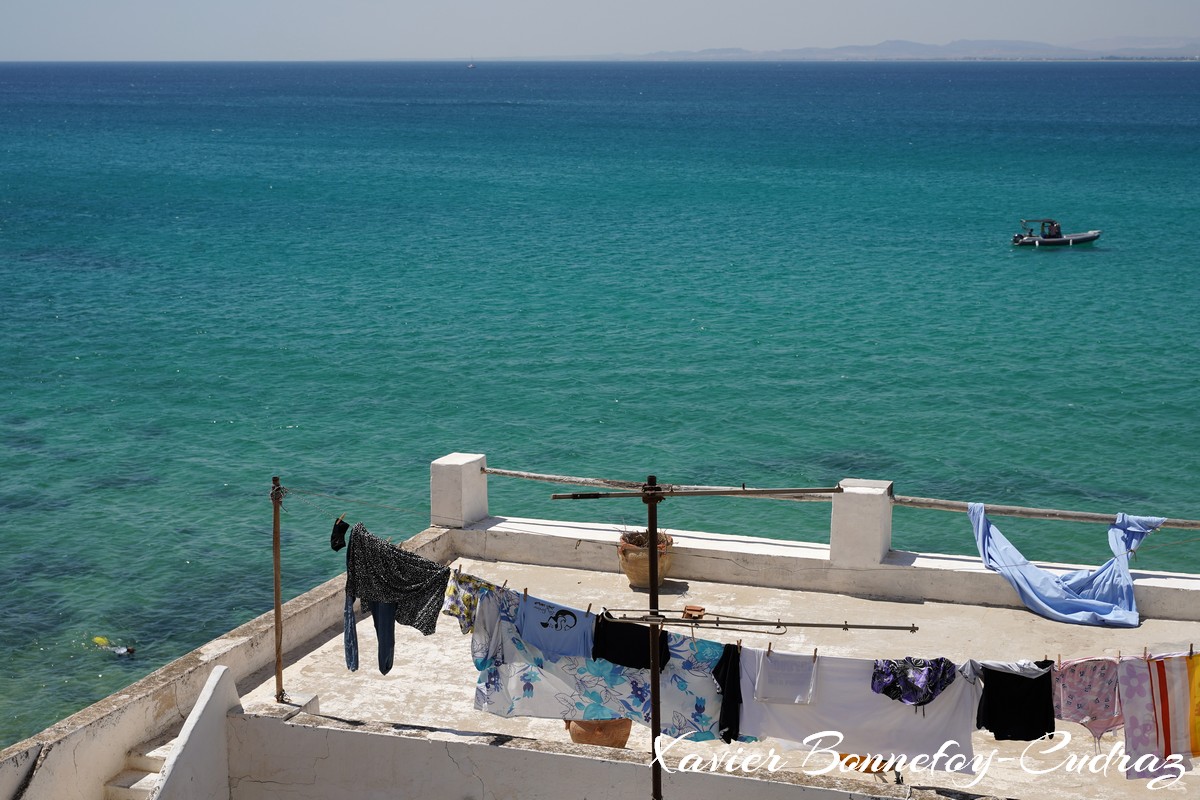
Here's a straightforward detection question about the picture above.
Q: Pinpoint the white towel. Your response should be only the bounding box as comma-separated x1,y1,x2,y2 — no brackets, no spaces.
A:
753,647,818,704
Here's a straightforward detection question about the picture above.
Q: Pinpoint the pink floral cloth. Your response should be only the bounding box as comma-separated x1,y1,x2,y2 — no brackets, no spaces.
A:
1053,657,1123,744
1116,657,1186,780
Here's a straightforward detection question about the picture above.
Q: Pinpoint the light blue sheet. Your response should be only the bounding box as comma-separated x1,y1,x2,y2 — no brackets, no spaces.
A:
969,503,1165,627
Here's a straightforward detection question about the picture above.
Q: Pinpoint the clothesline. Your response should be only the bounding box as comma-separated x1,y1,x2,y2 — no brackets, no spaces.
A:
278,485,425,519
896,495,1200,531
485,467,837,500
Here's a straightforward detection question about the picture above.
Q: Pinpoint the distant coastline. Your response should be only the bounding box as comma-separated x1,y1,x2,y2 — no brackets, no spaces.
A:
504,37,1200,63
7,50,1200,66
521,54,1200,64
5,37,1199,64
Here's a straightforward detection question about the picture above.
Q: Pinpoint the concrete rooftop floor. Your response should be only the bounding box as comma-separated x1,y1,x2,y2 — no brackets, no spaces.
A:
242,555,1200,799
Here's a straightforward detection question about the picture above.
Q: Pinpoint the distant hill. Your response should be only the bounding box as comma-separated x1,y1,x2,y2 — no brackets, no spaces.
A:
635,37,1200,61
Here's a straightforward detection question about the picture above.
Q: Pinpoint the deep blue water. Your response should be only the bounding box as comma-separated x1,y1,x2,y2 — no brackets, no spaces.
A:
2,60,1198,748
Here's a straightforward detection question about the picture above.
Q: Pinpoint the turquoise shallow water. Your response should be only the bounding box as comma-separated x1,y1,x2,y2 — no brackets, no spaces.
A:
1,60,1199,747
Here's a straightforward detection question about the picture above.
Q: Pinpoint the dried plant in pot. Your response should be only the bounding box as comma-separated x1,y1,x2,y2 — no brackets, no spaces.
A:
617,528,674,588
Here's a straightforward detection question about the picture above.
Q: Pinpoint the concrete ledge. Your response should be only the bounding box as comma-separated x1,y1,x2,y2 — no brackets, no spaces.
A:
227,709,917,800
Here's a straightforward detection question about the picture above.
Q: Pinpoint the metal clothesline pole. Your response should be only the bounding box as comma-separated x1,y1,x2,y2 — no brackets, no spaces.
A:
644,476,664,800
271,476,285,703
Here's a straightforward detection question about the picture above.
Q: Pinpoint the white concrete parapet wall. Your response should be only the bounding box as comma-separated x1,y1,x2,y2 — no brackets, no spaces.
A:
430,452,489,528
226,710,885,800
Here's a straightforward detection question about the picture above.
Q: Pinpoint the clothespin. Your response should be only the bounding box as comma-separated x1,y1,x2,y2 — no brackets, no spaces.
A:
336,512,346,524
501,579,508,589
586,603,592,615
1057,654,1061,669
1190,643,1194,658
523,587,528,600
812,647,818,662
1143,647,1149,660
454,563,462,577
767,642,773,657
736,639,742,653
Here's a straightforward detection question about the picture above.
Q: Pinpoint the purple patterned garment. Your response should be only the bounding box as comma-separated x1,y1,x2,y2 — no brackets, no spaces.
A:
871,657,958,708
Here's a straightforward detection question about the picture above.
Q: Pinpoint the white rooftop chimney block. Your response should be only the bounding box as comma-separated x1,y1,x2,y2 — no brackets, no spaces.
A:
830,478,894,568
430,453,489,528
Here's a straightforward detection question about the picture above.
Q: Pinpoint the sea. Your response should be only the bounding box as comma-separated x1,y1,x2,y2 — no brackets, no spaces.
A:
2,60,1198,749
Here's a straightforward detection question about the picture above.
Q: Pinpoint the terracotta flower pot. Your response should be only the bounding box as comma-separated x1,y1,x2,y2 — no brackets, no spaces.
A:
617,543,673,589
564,718,633,748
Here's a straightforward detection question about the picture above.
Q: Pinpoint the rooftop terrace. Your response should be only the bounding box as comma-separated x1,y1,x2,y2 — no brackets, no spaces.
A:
4,452,1199,800
239,545,1200,800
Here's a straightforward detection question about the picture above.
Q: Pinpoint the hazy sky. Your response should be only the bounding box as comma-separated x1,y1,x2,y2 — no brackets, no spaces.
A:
3,0,1199,61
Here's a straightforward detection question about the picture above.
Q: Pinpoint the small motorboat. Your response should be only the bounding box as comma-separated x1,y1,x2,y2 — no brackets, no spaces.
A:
1012,218,1101,247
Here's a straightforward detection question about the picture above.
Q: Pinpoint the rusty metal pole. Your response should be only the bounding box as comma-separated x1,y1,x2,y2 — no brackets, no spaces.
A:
644,475,664,800
271,476,285,703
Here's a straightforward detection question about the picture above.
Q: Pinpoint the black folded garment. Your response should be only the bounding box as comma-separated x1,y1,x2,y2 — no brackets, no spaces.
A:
591,611,670,672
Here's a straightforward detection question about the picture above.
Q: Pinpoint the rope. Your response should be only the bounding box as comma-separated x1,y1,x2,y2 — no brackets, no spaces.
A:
894,495,1200,532
483,467,651,491
483,468,834,501
484,467,1200,530
283,487,422,517
279,487,337,520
